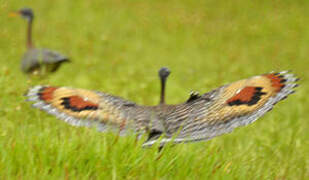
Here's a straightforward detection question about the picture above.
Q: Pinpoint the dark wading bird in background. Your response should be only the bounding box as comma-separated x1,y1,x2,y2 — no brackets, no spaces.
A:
10,8,69,75
25,70,299,148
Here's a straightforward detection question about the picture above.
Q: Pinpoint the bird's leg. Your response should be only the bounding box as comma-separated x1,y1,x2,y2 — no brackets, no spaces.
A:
158,145,164,152
155,146,165,160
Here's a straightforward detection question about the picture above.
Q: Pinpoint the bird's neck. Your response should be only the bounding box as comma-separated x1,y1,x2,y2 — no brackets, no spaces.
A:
160,78,166,104
26,19,34,49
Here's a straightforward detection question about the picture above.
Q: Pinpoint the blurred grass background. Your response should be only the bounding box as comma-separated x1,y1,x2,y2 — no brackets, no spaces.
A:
0,0,308,179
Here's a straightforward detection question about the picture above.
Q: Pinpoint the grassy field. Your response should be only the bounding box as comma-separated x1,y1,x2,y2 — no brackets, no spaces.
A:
1,0,308,179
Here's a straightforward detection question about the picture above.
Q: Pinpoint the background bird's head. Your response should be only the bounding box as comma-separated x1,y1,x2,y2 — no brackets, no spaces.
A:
10,8,34,21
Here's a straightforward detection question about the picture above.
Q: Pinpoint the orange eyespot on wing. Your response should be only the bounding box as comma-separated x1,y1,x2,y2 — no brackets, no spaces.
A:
60,96,99,112
226,86,267,106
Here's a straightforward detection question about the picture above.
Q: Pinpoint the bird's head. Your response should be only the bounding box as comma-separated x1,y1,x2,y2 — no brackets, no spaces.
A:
158,67,171,80
10,8,34,21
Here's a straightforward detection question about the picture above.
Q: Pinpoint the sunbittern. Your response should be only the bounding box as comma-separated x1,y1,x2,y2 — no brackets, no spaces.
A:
25,71,298,147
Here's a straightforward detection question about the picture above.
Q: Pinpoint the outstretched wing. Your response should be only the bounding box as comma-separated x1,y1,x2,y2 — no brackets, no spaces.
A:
25,86,157,135
143,71,299,146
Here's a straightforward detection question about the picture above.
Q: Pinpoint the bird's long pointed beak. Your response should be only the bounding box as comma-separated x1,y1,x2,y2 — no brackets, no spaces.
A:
8,11,20,17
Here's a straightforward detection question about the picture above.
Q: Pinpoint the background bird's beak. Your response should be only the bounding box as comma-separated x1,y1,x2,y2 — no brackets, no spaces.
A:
8,11,20,17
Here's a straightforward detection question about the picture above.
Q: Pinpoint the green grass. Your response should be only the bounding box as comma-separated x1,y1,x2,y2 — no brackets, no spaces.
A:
1,0,308,179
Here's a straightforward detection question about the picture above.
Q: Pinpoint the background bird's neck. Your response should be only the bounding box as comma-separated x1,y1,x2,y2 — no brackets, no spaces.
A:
26,19,34,49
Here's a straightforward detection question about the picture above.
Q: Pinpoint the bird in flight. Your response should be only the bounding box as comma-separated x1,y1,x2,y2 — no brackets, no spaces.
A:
25,70,299,147
10,8,70,75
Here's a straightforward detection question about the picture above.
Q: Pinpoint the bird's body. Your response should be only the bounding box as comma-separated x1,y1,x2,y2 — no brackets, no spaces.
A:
26,71,299,147
12,8,69,74
21,48,69,73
